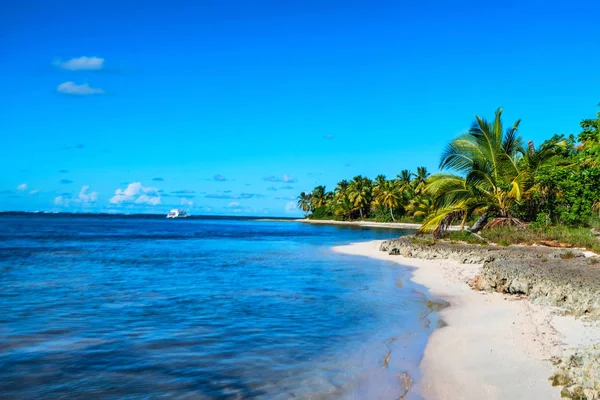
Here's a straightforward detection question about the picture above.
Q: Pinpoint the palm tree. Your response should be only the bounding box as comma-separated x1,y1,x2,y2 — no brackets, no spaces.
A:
405,196,435,221
310,186,327,210
374,174,387,188
420,108,527,237
413,167,430,195
348,175,371,219
334,195,354,220
334,180,350,198
374,180,399,221
297,192,311,216
396,170,413,192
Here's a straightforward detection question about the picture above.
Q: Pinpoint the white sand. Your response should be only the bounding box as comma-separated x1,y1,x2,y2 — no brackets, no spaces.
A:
300,219,469,231
333,240,600,400
299,219,423,230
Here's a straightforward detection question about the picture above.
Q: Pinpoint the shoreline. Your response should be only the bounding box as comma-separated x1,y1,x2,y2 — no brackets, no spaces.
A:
298,219,423,230
298,218,467,231
333,240,600,400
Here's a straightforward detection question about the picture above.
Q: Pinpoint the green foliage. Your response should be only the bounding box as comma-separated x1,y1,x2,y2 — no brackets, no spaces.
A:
480,226,600,253
308,206,330,220
420,108,530,237
443,230,487,245
372,204,394,222
299,103,600,254
527,164,600,226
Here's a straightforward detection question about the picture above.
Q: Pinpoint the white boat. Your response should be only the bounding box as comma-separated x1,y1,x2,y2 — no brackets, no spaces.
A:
166,209,188,218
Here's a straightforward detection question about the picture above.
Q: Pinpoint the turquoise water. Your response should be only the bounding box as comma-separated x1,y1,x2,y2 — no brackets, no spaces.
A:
0,215,438,399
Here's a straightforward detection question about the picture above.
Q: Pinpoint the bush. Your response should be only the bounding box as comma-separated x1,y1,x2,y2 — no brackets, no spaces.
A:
309,206,332,220
444,230,487,245
480,225,600,253
372,205,393,222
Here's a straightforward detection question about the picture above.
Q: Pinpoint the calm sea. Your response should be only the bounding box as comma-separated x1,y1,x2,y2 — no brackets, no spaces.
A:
0,214,439,399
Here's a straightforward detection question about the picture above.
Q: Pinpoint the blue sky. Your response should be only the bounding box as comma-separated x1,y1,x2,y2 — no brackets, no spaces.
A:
1,0,599,216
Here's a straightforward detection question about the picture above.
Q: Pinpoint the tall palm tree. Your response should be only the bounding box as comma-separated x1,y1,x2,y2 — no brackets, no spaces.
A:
420,108,526,236
396,170,413,192
310,186,327,210
413,167,430,195
374,180,399,221
348,175,371,219
297,192,311,216
335,180,350,198
374,174,387,188
298,192,310,217
405,195,435,221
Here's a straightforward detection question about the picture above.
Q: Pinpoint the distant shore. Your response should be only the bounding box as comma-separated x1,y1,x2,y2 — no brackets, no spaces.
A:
297,219,421,229
298,218,468,231
334,239,600,400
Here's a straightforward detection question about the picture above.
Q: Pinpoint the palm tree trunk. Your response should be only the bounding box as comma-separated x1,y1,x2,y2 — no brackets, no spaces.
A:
359,207,363,219
390,206,395,221
460,212,467,231
468,212,489,233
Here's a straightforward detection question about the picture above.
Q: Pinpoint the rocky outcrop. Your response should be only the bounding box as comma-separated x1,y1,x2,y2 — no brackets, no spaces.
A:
551,345,600,400
381,236,600,399
380,237,600,318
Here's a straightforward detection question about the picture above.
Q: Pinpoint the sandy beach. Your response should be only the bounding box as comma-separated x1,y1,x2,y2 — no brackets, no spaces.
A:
298,219,423,229
333,240,600,400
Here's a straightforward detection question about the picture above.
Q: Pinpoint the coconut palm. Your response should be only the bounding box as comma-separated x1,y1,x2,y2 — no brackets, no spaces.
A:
396,170,413,192
374,174,387,188
348,175,371,219
413,167,430,195
334,180,350,198
334,195,354,220
374,180,399,221
310,185,327,210
420,108,527,236
297,192,311,216
405,195,435,221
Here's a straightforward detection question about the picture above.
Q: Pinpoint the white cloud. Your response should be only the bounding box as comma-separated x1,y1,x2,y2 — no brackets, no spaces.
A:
54,56,105,71
17,183,27,191
57,81,104,96
264,174,297,183
135,194,161,206
78,186,98,203
181,198,194,207
54,185,98,207
29,190,39,194
285,201,297,213
110,182,161,206
228,201,240,208
54,196,68,206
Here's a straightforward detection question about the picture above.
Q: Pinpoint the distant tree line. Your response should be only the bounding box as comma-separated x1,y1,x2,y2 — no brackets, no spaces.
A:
298,105,600,237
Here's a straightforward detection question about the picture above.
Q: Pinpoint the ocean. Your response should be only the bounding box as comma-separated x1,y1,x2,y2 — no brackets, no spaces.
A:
0,214,440,399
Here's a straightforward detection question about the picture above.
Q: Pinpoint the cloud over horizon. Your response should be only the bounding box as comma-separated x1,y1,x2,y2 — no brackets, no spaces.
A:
54,185,98,207
213,174,227,181
205,192,264,200
264,174,296,183
57,81,104,95
110,182,161,206
53,56,105,71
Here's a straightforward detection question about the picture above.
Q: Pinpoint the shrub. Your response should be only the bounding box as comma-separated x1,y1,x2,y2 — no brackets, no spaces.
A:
444,230,487,245
480,225,600,253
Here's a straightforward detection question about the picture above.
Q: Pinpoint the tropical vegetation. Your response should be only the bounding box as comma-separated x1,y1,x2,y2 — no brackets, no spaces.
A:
298,104,600,247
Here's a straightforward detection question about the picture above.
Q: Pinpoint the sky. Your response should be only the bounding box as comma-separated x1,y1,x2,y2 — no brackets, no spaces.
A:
1,0,599,216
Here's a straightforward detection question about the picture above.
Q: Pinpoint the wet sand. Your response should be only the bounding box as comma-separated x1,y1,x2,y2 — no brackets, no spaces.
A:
333,240,600,400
